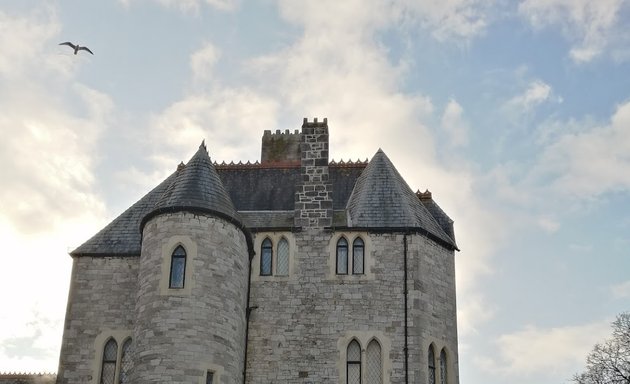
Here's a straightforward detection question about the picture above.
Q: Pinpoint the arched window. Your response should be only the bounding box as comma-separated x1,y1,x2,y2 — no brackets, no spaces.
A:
119,338,133,384
347,339,361,384
276,238,289,276
366,339,382,384
260,238,273,276
336,237,349,275
428,345,436,384
169,245,186,288
352,238,364,275
439,349,447,384
100,338,118,384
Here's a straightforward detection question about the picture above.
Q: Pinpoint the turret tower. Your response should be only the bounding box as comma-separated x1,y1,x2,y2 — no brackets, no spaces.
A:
132,142,252,384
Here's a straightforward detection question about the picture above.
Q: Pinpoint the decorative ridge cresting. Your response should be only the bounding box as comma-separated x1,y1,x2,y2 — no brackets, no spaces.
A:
329,158,369,168
212,158,368,170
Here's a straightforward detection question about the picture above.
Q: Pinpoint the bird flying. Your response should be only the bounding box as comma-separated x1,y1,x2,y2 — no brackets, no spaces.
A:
59,42,93,55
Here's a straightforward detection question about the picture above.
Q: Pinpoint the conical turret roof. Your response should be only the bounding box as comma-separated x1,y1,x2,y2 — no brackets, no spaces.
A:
143,141,239,227
346,149,456,248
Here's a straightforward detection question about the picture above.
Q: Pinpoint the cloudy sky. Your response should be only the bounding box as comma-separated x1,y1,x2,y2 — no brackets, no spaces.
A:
1,0,630,382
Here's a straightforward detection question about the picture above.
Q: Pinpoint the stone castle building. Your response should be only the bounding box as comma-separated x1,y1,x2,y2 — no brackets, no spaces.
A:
55,118,460,384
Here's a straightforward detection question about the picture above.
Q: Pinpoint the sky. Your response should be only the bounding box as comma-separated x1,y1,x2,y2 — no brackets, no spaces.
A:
0,0,629,383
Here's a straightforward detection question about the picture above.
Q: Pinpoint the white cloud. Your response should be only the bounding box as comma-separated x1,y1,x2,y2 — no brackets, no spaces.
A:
611,280,630,299
0,7,107,233
441,99,469,148
402,0,496,41
476,320,612,376
458,293,495,338
507,79,554,110
532,100,630,198
0,5,111,371
191,42,221,83
277,0,496,43
538,215,560,233
0,7,61,77
149,88,279,168
518,0,628,62
120,0,238,12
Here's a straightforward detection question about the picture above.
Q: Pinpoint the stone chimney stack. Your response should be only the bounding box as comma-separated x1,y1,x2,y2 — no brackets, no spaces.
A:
294,117,333,228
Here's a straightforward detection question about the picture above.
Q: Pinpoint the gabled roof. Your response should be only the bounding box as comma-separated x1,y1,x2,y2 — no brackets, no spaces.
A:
345,149,457,249
142,142,240,228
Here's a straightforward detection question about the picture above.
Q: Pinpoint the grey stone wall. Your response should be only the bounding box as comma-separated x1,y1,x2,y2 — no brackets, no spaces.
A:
56,256,138,384
261,129,302,164
55,218,458,384
408,235,459,384
132,212,249,384
246,230,459,384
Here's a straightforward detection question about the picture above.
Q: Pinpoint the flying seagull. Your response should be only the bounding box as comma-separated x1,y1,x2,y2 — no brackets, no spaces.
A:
59,42,93,55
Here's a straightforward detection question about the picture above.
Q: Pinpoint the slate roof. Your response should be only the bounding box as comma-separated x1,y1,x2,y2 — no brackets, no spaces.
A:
71,146,456,256
217,163,366,211
71,171,177,256
346,149,457,249
418,190,456,243
143,142,240,226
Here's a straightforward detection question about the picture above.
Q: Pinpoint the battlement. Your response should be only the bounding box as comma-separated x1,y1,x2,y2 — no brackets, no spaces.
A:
263,129,301,136
301,117,328,128
261,128,302,165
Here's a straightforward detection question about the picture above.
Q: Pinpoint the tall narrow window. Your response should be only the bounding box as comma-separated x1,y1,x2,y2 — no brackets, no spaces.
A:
260,238,273,276
428,345,436,384
206,371,214,384
347,340,361,384
352,238,364,274
439,349,447,384
336,237,348,275
276,238,289,276
169,245,186,288
119,338,133,384
366,339,382,384
100,338,118,384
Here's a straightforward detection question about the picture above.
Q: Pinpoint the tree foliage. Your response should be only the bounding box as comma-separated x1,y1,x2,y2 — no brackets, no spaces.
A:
573,313,630,384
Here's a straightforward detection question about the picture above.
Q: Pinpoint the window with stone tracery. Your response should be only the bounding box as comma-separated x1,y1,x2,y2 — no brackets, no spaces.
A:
335,235,366,276
336,237,349,274
260,238,273,276
99,337,133,384
100,338,117,384
352,238,364,274
169,245,186,288
344,338,383,384
428,345,436,384
347,339,361,384
119,338,133,384
276,237,289,276
439,349,447,384
366,339,382,384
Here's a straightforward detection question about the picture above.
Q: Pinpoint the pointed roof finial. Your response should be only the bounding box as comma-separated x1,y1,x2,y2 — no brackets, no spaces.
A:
200,139,207,150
